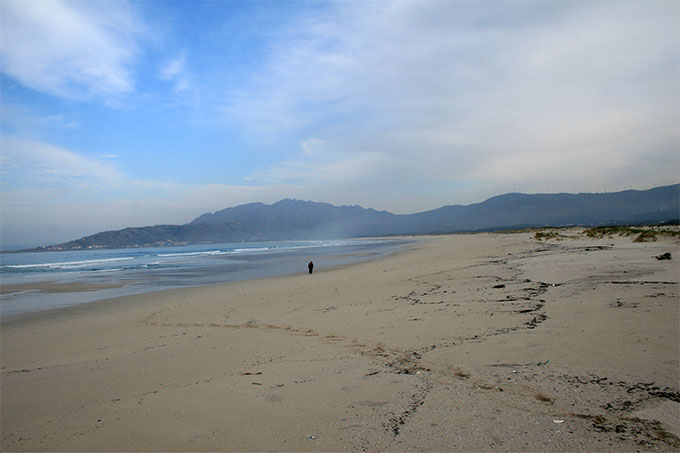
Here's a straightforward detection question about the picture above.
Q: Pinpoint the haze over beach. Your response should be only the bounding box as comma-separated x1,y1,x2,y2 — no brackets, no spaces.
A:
1,0,678,248
1,1,680,452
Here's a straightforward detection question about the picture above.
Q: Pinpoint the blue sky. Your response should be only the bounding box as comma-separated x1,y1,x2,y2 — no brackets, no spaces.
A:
1,0,678,247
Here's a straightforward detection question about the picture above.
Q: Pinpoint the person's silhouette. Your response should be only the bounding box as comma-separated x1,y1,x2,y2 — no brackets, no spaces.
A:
308,261,314,274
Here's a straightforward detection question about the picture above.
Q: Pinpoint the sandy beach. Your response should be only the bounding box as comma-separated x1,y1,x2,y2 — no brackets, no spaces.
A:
1,231,678,452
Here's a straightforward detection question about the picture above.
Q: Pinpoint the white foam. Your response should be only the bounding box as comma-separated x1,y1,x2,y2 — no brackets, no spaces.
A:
157,250,227,257
4,257,134,270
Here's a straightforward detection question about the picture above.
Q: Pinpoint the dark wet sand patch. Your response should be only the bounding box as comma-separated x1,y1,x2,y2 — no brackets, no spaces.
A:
0,281,124,295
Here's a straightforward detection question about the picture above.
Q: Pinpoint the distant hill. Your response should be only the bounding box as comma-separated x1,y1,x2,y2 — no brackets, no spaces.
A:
32,184,679,251
402,185,680,233
190,199,396,239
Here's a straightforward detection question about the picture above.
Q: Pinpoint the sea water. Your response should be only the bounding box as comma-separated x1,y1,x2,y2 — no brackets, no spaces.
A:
0,238,412,317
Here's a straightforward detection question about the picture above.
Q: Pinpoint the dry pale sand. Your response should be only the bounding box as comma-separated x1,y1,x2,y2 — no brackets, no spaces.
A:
1,232,678,452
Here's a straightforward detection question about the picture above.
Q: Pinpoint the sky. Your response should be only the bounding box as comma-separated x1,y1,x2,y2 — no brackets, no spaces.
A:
1,0,678,247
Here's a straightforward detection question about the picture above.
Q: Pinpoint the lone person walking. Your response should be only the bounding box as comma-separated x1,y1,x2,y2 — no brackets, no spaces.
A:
308,261,314,274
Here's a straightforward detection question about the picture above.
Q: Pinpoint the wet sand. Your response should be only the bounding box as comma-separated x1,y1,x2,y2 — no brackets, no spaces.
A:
1,231,678,451
0,281,124,295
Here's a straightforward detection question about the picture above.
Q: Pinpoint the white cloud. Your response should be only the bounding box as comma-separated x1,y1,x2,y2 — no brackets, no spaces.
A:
159,51,191,92
0,0,142,100
160,54,185,80
301,137,326,156
1,137,123,187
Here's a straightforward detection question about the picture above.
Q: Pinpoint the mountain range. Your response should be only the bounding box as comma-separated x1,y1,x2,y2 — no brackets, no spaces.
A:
34,184,679,251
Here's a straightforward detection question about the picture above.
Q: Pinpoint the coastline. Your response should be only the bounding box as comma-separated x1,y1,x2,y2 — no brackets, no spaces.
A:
1,232,678,451
0,237,414,319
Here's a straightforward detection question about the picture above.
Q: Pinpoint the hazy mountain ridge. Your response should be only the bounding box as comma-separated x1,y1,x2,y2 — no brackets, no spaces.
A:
31,185,679,251
406,186,680,233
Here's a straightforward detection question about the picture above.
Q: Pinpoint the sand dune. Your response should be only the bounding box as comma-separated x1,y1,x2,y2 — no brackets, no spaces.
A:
1,232,678,451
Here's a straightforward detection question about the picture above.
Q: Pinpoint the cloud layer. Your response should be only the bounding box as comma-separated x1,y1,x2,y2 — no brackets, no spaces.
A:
229,1,678,202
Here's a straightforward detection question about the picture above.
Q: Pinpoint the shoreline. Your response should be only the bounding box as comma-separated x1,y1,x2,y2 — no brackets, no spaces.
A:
0,237,417,320
0,237,424,325
2,232,678,451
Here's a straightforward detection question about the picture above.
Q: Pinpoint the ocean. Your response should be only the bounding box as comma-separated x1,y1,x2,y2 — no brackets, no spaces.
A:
0,238,412,318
